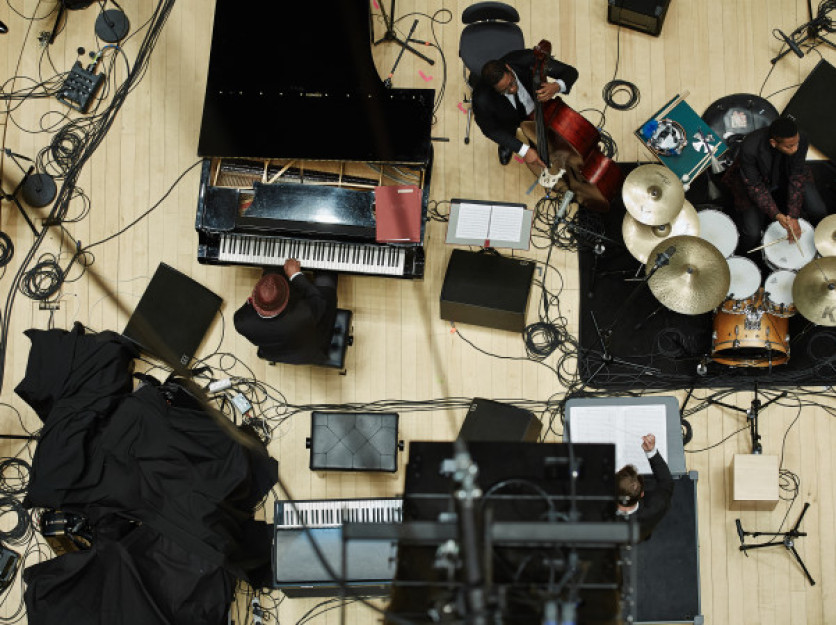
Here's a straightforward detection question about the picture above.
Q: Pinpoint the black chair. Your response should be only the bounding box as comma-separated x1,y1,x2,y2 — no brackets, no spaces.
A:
267,308,353,374
318,308,353,374
458,1,525,144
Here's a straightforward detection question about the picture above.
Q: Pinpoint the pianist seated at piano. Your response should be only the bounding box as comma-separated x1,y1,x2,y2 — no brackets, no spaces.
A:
233,259,337,365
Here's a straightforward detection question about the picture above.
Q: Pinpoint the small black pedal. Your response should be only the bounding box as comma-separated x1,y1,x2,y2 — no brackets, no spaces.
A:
57,62,105,113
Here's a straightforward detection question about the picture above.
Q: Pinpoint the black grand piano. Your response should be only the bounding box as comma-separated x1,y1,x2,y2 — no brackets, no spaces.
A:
195,0,434,279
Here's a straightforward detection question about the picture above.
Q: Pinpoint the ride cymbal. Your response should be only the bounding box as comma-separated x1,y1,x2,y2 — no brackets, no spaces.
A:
814,214,836,257
792,257,836,325
645,235,730,315
622,199,699,263
622,164,685,226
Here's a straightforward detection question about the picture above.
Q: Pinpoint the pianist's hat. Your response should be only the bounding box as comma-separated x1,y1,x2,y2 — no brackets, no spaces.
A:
252,273,289,317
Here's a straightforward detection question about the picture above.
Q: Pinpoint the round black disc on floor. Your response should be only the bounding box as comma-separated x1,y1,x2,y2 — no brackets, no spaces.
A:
702,94,780,168
95,9,130,43
21,173,57,208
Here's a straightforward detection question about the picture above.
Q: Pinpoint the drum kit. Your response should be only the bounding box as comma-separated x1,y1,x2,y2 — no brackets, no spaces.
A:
621,164,836,369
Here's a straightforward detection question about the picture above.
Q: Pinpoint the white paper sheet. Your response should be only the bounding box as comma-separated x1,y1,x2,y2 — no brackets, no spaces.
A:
487,205,525,243
454,203,491,239
567,404,668,474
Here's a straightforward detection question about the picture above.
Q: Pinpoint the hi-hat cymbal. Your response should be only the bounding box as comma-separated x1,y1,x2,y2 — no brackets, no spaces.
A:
814,214,836,257
645,235,730,315
623,199,699,263
792,257,836,325
622,164,686,226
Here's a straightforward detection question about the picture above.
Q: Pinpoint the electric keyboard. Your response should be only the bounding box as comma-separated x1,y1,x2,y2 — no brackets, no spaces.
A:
273,498,401,597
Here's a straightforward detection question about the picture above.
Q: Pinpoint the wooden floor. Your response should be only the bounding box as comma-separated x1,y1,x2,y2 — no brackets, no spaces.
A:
2,0,836,623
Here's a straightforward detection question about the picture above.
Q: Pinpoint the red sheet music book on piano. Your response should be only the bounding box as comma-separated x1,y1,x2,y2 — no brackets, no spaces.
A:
374,185,422,243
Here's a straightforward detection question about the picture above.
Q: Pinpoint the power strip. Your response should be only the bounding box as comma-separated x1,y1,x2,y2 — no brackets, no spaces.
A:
57,62,105,113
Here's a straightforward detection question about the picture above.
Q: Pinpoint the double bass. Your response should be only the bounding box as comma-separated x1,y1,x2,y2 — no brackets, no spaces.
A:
521,40,623,213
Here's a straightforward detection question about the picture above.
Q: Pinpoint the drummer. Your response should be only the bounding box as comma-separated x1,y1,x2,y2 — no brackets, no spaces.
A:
723,117,828,255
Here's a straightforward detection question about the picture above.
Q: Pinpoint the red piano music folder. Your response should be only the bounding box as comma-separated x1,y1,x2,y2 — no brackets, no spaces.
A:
374,185,422,243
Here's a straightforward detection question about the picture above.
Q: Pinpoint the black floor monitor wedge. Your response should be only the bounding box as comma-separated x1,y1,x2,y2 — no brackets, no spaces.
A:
122,263,222,367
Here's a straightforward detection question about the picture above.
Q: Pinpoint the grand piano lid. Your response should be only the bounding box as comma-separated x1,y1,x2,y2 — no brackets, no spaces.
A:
197,0,434,164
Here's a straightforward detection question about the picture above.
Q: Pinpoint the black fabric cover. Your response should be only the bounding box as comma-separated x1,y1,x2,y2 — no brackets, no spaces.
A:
16,323,279,625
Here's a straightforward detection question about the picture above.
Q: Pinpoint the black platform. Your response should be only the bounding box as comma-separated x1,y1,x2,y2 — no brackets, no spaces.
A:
636,473,702,624
577,162,836,390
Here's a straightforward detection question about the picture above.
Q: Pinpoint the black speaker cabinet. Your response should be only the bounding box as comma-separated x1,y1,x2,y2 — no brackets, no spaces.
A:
783,59,836,162
440,249,534,332
457,398,542,443
607,0,671,36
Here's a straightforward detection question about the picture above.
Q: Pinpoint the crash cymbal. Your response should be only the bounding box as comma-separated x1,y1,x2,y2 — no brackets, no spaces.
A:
622,164,686,226
814,214,836,257
622,199,699,263
792,257,836,325
645,235,730,315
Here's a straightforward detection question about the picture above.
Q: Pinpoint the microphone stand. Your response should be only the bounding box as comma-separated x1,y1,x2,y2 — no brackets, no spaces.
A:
374,0,435,65
735,502,815,586
706,382,786,454
771,4,836,64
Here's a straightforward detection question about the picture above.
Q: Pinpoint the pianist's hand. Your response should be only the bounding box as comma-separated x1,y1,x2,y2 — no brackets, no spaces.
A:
284,258,301,278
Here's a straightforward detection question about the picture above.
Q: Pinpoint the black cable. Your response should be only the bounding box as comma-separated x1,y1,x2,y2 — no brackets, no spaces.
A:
602,78,639,112
0,232,14,267
0,458,30,495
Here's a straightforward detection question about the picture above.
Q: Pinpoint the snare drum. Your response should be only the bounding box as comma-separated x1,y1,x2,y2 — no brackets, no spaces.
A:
762,218,816,271
721,256,761,313
763,270,797,317
698,209,738,258
712,294,790,367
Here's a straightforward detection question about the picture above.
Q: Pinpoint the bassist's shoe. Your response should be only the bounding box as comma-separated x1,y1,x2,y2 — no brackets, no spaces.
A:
498,145,513,165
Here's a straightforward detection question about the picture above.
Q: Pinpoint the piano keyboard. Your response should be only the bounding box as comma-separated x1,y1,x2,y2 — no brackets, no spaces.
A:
277,498,403,528
218,233,406,276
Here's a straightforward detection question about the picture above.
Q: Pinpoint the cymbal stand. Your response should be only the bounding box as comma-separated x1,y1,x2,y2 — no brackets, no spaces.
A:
374,0,435,66
735,502,816,586
706,382,786,454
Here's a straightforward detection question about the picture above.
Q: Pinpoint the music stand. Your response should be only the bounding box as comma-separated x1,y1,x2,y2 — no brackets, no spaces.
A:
373,0,435,66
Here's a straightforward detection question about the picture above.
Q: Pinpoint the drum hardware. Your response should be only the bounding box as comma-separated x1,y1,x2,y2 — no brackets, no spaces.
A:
645,235,730,315
622,164,686,226
735,502,816,587
706,383,787,454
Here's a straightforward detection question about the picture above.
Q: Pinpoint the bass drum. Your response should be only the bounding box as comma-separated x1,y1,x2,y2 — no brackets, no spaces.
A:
711,294,789,367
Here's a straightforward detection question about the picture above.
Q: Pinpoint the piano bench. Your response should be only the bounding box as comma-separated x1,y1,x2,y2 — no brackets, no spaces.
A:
266,309,353,371
318,308,353,374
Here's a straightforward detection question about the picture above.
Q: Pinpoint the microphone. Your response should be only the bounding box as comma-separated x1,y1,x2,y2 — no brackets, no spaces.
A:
654,245,676,268
777,29,804,58
0,20,7,34
3,148,31,161
556,190,575,221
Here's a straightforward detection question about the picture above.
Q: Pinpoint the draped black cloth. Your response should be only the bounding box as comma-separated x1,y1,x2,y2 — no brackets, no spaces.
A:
16,324,278,625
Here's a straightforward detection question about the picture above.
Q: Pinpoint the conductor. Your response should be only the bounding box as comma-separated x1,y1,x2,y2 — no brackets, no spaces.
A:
615,433,674,542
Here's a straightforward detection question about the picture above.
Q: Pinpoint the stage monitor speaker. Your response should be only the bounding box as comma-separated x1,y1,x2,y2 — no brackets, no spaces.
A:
122,263,222,367
607,0,671,36
783,59,836,162
440,249,534,332
457,397,542,443
308,411,401,472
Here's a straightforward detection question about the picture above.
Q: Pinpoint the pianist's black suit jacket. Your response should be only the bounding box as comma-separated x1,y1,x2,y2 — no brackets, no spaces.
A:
633,451,675,542
233,273,336,365
471,49,579,155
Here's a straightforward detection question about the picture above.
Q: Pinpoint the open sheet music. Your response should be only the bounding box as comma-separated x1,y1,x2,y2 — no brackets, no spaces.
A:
446,199,532,249
567,403,668,474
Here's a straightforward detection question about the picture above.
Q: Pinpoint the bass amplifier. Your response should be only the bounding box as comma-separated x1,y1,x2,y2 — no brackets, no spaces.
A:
607,0,671,36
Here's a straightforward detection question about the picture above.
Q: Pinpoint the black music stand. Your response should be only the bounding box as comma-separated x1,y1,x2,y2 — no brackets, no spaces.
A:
373,0,435,65
735,502,815,586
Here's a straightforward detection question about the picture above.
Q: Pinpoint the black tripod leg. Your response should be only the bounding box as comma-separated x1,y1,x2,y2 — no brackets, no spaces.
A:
786,541,816,586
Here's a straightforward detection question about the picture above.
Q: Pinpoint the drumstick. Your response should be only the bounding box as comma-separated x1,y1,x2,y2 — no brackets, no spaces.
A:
747,235,789,254
789,226,805,258
653,90,691,122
